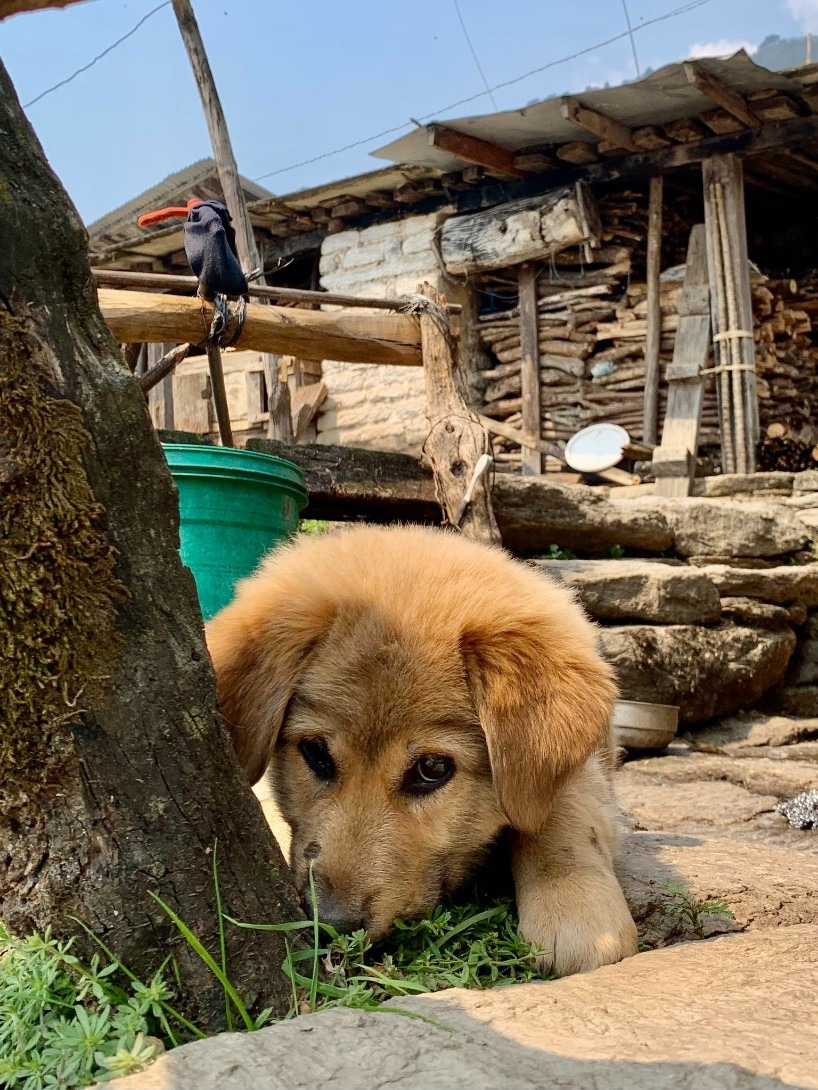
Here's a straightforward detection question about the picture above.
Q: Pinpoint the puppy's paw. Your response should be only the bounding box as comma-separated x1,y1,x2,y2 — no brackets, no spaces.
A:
518,869,638,978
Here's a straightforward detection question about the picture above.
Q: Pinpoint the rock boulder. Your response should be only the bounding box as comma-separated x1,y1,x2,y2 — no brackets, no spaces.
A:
599,624,796,723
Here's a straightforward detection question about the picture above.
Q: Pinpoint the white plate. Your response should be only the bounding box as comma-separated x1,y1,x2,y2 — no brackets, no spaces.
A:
564,423,630,473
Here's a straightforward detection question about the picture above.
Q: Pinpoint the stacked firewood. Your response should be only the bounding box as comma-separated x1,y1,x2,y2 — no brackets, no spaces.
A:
475,193,719,465
476,192,818,472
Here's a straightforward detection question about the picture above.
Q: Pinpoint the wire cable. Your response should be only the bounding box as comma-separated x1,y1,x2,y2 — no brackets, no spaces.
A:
451,0,498,111
253,0,712,182
23,0,171,109
621,0,642,79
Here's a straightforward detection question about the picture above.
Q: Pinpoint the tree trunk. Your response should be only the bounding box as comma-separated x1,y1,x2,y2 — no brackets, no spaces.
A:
0,60,298,1034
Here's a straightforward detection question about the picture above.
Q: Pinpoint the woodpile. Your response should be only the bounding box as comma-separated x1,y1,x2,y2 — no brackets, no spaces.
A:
753,275,818,470
475,191,718,467
475,186,818,473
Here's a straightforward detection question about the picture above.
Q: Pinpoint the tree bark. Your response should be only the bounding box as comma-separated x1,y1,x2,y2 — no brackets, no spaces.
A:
0,60,299,1034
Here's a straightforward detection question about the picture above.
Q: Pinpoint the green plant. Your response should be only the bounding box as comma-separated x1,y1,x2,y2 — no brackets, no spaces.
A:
538,544,576,560
2,849,546,1087
299,519,330,536
0,921,165,1089
657,884,735,939
606,544,625,559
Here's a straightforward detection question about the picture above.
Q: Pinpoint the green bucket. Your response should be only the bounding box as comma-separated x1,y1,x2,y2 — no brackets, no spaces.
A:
162,444,308,621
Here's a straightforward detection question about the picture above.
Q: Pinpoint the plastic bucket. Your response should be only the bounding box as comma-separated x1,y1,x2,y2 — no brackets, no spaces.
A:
162,444,308,620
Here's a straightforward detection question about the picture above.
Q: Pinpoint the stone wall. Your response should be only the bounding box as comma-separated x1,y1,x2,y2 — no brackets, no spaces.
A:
536,471,818,723
317,213,447,456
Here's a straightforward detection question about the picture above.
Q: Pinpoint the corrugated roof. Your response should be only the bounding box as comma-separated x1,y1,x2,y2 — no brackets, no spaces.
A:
372,52,803,169
87,158,273,254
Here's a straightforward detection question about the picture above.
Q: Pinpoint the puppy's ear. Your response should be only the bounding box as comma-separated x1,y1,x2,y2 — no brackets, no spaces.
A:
461,619,616,834
205,578,335,785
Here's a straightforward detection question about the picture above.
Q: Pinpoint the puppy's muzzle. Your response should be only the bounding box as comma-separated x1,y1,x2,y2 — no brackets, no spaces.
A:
302,872,367,935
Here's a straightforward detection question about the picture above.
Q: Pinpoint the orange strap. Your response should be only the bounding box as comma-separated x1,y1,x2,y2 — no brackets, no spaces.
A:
137,197,202,228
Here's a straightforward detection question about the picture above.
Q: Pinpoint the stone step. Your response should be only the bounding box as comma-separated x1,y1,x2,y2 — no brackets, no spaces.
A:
536,559,720,624
105,921,818,1090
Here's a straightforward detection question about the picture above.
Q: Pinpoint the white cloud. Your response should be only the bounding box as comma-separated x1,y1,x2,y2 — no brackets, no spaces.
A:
688,39,758,59
787,0,818,33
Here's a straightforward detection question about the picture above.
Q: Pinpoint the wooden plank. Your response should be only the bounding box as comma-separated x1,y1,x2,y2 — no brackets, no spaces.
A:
652,224,710,497
560,97,639,152
518,263,542,475
555,141,600,165
98,289,423,367
440,186,598,275
418,282,500,545
683,61,761,130
146,342,176,431
234,439,663,553
290,381,328,442
643,174,663,445
464,116,818,216
428,124,523,178
702,154,758,474
92,268,461,314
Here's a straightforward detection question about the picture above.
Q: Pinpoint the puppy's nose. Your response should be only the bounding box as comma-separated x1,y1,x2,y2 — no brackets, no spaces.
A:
316,893,366,935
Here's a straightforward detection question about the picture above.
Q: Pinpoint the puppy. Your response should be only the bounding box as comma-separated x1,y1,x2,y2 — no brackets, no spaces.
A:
205,524,637,977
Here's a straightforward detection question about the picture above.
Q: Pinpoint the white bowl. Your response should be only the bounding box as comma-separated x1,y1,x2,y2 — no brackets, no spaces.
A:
612,699,679,751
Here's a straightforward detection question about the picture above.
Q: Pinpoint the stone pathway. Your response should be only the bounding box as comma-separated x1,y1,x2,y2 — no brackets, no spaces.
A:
104,712,818,1090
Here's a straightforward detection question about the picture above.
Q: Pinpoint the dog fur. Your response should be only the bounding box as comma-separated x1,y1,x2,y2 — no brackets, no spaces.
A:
205,524,638,976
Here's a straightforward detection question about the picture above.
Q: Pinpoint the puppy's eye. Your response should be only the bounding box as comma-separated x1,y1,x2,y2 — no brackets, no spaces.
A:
404,755,454,796
298,738,335,781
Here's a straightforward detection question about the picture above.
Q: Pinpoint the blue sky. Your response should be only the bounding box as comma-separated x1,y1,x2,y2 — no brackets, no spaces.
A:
1,0,815,225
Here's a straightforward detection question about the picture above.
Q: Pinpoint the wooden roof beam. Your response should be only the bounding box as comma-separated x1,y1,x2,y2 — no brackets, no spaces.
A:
428,124,524,178
683,61,762,130
560,96,639,152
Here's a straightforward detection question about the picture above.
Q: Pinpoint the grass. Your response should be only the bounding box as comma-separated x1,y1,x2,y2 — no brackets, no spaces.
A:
657,884,735,939
3,839,734,1090
0,854,544,1089
0,921,169,1089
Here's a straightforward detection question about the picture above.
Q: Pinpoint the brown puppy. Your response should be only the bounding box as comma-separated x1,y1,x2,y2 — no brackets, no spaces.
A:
205,524,637,976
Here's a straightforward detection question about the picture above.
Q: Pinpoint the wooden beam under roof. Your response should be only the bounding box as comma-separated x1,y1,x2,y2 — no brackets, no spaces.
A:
683,61,762,130
428,124,524,178
560,96,639,152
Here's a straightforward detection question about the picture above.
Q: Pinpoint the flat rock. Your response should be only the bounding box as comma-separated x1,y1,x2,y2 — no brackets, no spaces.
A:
623,747,817,798
719,597,793,629
786,639,818,686
772,686,818,717
691,472,794,498
102,927,818,1090
618,774,780,831
493,476,673,553
536,559,721,623
697,563,818,605
658,498,808,558
793,469,818,492
683,713,818,750
599,624,795,723
615,768,817,854
617,834,818,944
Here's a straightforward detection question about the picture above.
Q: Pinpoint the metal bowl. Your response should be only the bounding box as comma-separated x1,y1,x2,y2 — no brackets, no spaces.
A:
612,699,679,751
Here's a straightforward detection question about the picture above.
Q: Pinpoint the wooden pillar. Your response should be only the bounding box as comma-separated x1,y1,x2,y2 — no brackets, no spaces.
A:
643,175,663,445
418,281,500,545
518,263,542,475
702,154,758,474
652,225,710,497
170,0,291,443
147,342,175,430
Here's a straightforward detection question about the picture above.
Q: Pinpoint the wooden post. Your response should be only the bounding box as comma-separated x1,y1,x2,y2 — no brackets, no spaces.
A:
518,263,542,475
651,224,710,497
643,174,663,445
702,154,758,474
170,0,291,442
418,282,500,546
